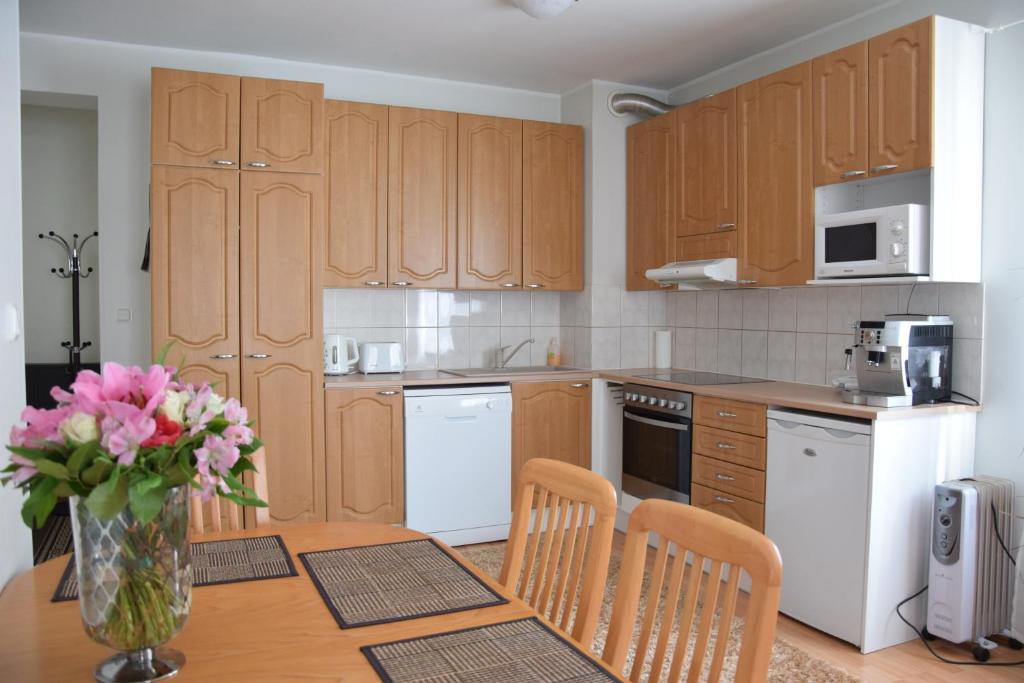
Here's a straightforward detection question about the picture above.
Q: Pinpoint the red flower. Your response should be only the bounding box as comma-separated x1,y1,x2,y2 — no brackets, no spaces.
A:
141,413,182,448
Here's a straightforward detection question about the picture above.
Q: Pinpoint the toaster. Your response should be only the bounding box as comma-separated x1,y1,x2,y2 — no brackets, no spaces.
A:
358,342,405,374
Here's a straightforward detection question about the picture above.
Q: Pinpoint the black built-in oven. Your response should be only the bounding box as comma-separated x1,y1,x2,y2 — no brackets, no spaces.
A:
621,383,693,504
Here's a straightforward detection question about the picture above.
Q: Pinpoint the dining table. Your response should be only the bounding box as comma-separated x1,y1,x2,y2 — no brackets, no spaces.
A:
0,521,626,682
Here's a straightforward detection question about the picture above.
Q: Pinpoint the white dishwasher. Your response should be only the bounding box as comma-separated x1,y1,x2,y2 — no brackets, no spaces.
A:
404,385,512,546
765,409,872,647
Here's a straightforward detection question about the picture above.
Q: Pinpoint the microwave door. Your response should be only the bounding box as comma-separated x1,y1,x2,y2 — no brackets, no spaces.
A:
820,220,886,277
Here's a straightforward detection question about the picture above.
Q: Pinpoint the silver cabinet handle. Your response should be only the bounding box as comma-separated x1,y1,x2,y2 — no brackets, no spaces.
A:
840,170,866,178
377,390,399,396
714,495,736,504
715,473,737,481
717,223,736,230
716,410,738,418
501,283,519,288
803,448,818,457
209,353,237,359
245,353,272,359
716,442,737,450
526,283,545,289
392,281,411,287
870,164,898,173
209,159,235,166
737,280,757,285
570,383,589,388
246,161,271,168
363,280,385,287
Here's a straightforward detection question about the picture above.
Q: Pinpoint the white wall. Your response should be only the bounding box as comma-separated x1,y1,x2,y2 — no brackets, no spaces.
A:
21,103,100,364
0,0,33,592
19,32,561,366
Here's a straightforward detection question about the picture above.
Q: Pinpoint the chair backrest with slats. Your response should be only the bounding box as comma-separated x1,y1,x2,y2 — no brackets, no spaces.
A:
189,447,270,534
500,458,617,649
602,499,782,683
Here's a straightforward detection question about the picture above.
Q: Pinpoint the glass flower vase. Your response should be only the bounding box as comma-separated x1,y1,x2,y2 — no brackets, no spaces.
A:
70,485,192,683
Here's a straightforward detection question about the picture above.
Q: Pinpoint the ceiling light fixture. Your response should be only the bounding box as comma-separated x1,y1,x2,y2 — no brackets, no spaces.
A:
512,0,577,19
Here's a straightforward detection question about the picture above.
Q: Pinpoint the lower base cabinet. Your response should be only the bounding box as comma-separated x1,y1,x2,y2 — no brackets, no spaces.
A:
324,388,405,523
511,380,592,500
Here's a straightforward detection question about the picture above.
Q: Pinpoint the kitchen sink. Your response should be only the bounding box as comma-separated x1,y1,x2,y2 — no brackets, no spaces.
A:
441,366,582,377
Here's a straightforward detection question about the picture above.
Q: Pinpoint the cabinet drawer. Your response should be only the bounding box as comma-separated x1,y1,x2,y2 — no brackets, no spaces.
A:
675,231,736,261
692,454,765,503
691,483,764,532
693,396,766,437
693,425,766,470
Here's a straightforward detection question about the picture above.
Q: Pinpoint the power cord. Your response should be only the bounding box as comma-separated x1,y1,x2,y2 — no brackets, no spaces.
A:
992,500,1017,567
951,391,980,406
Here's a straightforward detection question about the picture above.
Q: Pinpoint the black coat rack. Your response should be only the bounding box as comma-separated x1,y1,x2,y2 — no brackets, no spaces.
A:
39,230,98,375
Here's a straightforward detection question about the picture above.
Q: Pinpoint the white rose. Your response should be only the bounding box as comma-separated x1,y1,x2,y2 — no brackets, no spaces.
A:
159,390,189,424
60,412,99,445
206,392,226,416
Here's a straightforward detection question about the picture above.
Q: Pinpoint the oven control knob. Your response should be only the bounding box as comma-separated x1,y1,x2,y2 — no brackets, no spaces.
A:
658,399,668,407
636,395,646,404
891,220,905,233
666,401,677,410
890,242,904,257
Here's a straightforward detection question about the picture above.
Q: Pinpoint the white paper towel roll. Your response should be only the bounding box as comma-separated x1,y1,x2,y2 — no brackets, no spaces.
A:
654,329,672,368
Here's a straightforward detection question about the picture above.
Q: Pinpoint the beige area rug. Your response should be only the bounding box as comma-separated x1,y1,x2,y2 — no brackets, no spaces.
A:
457,542,860,683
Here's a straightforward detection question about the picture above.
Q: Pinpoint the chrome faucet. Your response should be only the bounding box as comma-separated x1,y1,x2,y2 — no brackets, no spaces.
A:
494,338,535,368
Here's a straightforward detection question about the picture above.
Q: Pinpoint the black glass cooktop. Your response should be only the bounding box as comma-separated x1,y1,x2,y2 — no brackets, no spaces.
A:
635,371,772,386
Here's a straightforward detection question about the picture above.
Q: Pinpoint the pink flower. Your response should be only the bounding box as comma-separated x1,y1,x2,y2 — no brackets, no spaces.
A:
185,385,225,435
9,454,38,484
194,435,240,499
68,362,173,417
223,398,247,424
10,406,72,448
100,402,156,466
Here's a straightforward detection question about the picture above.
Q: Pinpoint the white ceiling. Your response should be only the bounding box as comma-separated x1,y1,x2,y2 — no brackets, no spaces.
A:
20,0,897,93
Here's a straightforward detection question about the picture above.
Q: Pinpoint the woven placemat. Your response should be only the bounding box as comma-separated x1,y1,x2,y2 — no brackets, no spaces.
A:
299,538,507,628
52,534,298,602
362,617,620,682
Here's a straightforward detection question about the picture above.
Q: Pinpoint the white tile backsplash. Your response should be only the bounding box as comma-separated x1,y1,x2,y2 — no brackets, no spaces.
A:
499,326,533,367
717,329,742,375
469,326,500,368
740,330,768,378
769,288,797,331
718,290,742,329
794,333,827,385
860,285,899,322
438,290,470,327
592,285,622,327
796,286,828,333
939,284,984,339
827,286,861,335
531,326,561,366
621,290,650,326
620,326,650,368
674,291,697,327
470,292,501,327
438,327,469,370
694,328,717,371
405,327,438,369
500,291,532,326
649,292,669,326
531,292,561,326
368,289,406,327
673,327,696,370
741,290,769,330
697,291,719,328
405,290,438,327
766,331,796,381
590,327,621,369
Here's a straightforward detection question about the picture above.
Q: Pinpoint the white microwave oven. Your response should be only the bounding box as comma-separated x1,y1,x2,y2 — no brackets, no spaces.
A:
814,204,929,279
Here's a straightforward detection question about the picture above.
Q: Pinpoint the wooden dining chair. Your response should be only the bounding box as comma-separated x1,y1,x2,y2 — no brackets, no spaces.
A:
189,446,271,534
602,499,782,683
500,458,617,650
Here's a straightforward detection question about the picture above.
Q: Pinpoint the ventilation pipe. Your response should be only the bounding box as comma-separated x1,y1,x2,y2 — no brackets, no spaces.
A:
608,92,675,117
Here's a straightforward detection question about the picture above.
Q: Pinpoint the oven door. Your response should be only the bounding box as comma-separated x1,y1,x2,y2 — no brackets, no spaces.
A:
621,408,691,504
815,217,887,278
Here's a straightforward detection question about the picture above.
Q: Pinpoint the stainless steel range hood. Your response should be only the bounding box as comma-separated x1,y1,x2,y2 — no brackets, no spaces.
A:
645,258,738,290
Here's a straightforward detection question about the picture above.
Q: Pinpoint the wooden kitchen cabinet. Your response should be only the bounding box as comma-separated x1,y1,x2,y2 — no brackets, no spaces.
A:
812,42,869,185
869,17,933,176
323,100,389,288
388,106,458,289
676,89,737,239
737,62,814,287
151,68,240,169
511,381,591,498
240,171,325,525
240,77,324,174
457,114,523,289
522,121,583,291
324,388,404,523
626,112,676,291
150,165,241,397
691,483,765,532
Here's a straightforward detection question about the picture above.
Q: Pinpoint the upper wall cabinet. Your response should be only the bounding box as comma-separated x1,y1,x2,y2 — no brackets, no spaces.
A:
522,121,583,291
323,100,389,288
151,68,240,168
457,114,523,290
812,42,869,185
388,106,459,289
626,111,676,291
240,77,324,174
677,89,737,238
737,62,814,287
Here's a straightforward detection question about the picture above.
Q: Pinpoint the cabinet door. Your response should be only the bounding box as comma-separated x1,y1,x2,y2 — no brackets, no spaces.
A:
626,113,675,291
151,68,240,169
457,114,523,290
511,381,591,498
324,388,404,523
324,100,389,288
240,171,325,524
522,122,583,291
812,42,869,185
677,90,736,238
241,77,324,174
737,62,814,287
150,165,240,398
869,17,933,175
387,106,458,289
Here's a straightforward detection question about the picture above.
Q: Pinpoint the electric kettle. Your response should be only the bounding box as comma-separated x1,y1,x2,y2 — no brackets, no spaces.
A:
324,335,359,375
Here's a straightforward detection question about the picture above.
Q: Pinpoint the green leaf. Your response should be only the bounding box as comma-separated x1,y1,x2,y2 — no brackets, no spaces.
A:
128,473,167,524
80,457,114,487
85,466,129,521
66,441,99,479
32,458,69,481
220,491,268,508
21,478,59,528
7,445,53,461
163,466,190,487
176,448,196,479
154,338,177,366
230,458,257,477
